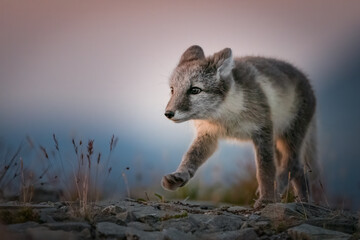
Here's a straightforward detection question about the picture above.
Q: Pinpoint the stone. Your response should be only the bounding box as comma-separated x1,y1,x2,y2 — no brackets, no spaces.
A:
227,206,251,213
262,203,332,221
44,221,91,232
94,213,127,226
240,221,249,229
261,203,309,229
162,227,196,240
96,221,127,239
159,215,201,233
54,202,64,208
0,203,53,209
203,214,243,232
127,221,154,231
198,228,258,240
26,226,78,240
261,202,359,234
159,213,244,234
287,223,351,240
177,200,217,208
306,217,358,234
101,205,126,215
0,200,358,240
200,214,242,231
38,210,56,223
78,228,92,239
116,210,130,222
261,203,306,221
267,232,292,239
0,223,27,240
255,220,270,228
248,214,261,221
115,203,182,224
125,227,163,240
7,221,40,232
198,202,217,210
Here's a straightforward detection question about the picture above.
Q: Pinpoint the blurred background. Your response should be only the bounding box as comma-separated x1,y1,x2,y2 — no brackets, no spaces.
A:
1,0,360,209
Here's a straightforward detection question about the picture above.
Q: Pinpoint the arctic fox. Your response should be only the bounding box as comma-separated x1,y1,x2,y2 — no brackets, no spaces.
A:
162,45,318,207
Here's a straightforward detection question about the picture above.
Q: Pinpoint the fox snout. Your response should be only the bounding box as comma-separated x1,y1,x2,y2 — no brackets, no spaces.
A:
164,110,175,119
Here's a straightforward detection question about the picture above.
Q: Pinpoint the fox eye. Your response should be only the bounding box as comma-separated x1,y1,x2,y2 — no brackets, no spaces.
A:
170,87,174,95
189,87,202,95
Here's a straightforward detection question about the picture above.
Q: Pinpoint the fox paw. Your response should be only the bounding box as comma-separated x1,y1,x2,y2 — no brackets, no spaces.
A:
161,171,190,191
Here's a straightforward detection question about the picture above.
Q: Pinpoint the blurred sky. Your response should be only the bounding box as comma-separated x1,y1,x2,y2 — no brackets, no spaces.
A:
1,1,360,208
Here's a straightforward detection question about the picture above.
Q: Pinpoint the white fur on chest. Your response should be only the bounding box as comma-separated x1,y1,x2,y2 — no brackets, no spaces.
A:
194,119,258,140
226,121,260,139
215,85,245,118
210,86,259,139
256,75,297,135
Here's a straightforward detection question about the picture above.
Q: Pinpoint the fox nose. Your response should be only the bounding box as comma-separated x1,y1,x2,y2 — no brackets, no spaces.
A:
164,111,175,119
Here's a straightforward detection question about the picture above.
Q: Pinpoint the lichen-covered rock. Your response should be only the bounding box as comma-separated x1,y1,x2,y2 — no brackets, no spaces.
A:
288,223,351,240
0,200,358,240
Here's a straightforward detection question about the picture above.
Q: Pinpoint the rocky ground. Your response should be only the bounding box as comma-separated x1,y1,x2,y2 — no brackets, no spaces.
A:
0,199,359,239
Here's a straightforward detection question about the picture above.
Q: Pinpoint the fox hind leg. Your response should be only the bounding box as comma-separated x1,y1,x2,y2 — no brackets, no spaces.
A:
276,116,317,202
276,137,308,201
301,119,321,203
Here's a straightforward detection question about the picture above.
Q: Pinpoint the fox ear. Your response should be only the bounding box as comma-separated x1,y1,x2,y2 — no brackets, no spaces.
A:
213,48,234,78
179,45,205,65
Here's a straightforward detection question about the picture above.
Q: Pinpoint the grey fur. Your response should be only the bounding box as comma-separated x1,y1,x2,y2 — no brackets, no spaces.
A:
162,45,318,207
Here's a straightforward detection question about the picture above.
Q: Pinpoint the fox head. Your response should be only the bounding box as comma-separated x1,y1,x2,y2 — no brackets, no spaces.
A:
165,45,234,122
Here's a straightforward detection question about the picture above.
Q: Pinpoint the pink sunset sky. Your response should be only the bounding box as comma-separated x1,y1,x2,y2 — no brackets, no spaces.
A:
1,1,359,132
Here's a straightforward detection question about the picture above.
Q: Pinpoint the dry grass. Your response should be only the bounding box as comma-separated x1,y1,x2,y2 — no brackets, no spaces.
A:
66,135,119,216
0,134,120,218
0,134,339,216
0,145,22,198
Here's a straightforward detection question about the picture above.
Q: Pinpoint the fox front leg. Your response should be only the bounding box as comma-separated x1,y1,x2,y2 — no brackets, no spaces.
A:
161,133,218,191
